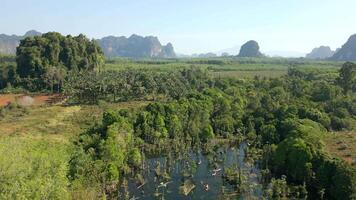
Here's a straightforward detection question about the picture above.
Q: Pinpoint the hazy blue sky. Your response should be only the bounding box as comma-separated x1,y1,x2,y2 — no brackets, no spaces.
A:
1,0,356,55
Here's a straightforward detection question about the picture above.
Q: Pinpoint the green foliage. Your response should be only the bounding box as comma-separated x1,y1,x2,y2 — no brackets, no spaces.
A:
1,56,354,199
311,81,339,101
15,32,104,91
103,109,122,127
210,94,235,136
337,62,356,94
0,62,17,90
69,88,248,196
133,95,217,143
63,67,212,104
0,137,70,199
264,176,290,199
69,111,136,195
273,137,313,183
268,118,356,199
316,157,356,200
200,124,215,142
260,124,279,144
165,112,183,139
128,148,142,167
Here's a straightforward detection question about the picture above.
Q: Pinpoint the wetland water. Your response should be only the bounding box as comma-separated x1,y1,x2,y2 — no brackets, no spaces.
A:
121,142,262,199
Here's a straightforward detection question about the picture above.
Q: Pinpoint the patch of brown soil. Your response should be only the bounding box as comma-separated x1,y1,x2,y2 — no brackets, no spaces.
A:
324,132,356,165
0,94,21,106
0,93,65,107
32,94,65,105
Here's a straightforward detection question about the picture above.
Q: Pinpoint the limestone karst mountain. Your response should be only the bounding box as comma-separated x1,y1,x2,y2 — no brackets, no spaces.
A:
331,34,356,61
238,40,263,57
0,31,176,58
0,30,41,54
97,34,176,58
306,46,334,59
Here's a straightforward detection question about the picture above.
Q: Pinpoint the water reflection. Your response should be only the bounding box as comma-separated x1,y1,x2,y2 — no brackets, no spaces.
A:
120,142,262,199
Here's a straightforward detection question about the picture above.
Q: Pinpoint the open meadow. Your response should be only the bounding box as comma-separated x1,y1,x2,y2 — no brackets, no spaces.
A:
0,98,150,199
105,57,342,78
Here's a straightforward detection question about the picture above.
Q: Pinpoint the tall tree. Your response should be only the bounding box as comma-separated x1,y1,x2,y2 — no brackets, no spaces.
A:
337,62,356,94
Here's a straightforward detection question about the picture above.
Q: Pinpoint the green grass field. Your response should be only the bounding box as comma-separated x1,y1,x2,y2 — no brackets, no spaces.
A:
104,57,342,78
0,101,149,199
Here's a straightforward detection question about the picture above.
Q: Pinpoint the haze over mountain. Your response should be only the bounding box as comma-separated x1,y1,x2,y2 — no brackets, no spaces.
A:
0,31,176,58
0,30,41,54
331,34,356,61
215,45,240,56
238,40,263,57
192,52,218,58
214,46,306,58
97,35,175,58
265,51,306,58
306,46,334,59
2,30,356,60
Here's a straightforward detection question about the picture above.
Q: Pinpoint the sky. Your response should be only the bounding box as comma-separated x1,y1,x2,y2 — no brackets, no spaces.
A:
1,0,356,55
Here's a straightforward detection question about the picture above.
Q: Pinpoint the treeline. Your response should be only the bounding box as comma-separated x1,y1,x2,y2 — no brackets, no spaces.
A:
0,32,104,92
285,63,355,131
63,67,212,103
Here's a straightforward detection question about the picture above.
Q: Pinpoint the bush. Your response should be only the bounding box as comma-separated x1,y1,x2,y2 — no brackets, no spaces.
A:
316,157,356,200
200,125,215,142
260,124,279,144
273,137,313,183
299,107,331,129
128,148,142,167
331,116,352,131
0,137,70,199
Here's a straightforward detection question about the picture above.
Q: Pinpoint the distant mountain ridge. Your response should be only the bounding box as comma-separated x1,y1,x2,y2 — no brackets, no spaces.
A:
330,34,356,61
0,30,176,58
0,30,41,54
2,30,355,60
306,46,334,59
97,34,176,58
265,51,306,58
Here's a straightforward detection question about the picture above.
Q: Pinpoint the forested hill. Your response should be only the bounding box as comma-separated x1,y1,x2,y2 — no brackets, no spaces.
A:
97,34,176,58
